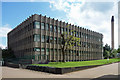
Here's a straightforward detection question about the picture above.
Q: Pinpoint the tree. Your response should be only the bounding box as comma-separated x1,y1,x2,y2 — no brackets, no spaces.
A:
103,44,111,59
117,47,120,53
110,49,117,58
2,48,16,59
105,50,110,59
60,25,80,62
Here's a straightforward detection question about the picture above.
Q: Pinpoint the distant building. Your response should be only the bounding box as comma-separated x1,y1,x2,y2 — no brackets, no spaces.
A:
8,14,103,63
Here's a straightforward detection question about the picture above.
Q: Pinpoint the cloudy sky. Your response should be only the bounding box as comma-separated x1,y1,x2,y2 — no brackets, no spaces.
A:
0,0,119,49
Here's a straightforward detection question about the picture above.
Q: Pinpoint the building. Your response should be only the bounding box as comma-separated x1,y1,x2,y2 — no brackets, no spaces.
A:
8,14,103,63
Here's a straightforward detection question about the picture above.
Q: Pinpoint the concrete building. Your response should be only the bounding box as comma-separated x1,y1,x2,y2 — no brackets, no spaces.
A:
8,14,103,63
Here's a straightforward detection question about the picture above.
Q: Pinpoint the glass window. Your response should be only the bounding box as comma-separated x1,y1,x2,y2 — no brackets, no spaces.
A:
41,35,45,43
50,36,53,43
34,48,40,51
74,31,76,36
54,26,57,32
79,32,81,38
58,38,61,44
50,24,53,32
34,22,40,29
34,34,40,42
81,33,83,37
54,49,57,59
54,37,57,44
46,36,49,43
76,32,78,37
58,26,61,33
41,23,45,30
46,48,49,55
86,34,88,39
41,48,45,55
71,31,73,35
61,28,64,33
46,23,49,31
66,28,68,32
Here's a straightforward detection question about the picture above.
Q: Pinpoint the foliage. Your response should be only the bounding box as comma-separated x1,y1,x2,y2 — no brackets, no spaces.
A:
117,47,120,53
103,44,111,51
31,58,120,68
103,44,111,59
110,49,117,58
2,48,16,59
105,50,111,59
60,25,80,62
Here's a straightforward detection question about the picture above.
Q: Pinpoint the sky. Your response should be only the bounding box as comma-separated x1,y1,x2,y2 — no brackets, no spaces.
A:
0,0,119,49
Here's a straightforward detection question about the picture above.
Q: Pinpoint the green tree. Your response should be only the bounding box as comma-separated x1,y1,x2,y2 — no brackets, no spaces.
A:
103,44,111,59
110,49,117,58
2,48,16,59
117,47,120,53
105,50,110,59
60,25,80,62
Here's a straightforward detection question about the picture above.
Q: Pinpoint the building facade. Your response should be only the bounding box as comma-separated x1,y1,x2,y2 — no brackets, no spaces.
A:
8,14,103,63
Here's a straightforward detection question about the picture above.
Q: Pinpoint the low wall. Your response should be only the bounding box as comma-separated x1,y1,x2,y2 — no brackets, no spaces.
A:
26,65,100,74
4,62,20,68
26,61,120,74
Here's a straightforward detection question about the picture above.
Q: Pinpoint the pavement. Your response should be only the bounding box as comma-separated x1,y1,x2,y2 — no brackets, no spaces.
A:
1,62,119,79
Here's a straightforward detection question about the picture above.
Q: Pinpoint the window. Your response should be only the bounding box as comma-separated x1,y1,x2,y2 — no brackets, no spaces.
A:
61,28,64,33
34,34,40,41
81,33,83,37
71,31,73,35
46,48,49,55
74,31,76,36
86,34,88,39
58,26,61,33
46,36,49,43
79,32,81,38
41,35,45,43
99,38,101,42
54,26,57,32
54,37,57,44
51,48,54,59
76,32,78,37
66,28,68,32
77,51,79,56
50,36,53,43
54,49,57,59
50,24,53,32
58,38,61,44
41,48,45,55
46,23,49,31
41,23,45,30
34,48,40,51
34,22,40,29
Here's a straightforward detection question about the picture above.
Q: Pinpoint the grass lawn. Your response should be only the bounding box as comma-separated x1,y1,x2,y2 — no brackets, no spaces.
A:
31,58,120,68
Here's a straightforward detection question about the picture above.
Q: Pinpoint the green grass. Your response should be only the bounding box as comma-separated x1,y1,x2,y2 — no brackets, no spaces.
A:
31,58,120,68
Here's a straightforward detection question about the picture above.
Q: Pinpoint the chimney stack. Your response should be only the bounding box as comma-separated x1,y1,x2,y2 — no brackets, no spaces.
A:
111,16,114,50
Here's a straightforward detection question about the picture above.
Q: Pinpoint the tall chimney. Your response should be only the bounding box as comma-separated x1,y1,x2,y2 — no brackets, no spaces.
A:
111,16,114,50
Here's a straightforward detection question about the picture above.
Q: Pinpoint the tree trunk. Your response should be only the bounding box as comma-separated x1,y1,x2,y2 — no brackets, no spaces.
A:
62,50,66,62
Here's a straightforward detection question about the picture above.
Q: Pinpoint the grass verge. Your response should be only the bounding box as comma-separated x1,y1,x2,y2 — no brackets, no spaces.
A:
31,58,120,68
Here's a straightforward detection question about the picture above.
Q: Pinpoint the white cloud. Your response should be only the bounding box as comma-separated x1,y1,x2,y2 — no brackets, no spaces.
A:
0,24,12,49
0,24,12,37
0,43,6,49
50,0,118,49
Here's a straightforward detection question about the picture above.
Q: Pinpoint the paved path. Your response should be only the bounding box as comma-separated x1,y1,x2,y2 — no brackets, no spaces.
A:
1,63,119,78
